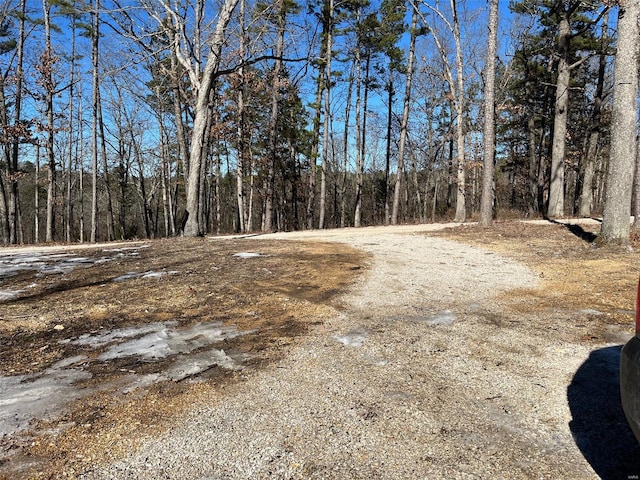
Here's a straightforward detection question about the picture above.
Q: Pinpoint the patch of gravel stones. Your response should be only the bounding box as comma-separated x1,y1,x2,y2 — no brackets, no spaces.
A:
83,226,610,479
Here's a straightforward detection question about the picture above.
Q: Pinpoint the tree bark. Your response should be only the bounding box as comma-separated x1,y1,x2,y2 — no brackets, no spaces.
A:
169,30,189,185
183,0,239,236
599,0,639,245
97,79,116,241
384,70,393,225
65,12,77,243
307,79,322,230
354,11,364,228
41,0,57,242
547,11,571,218
319,0,334,230
479,0,499,226
340,60,355,228
35,144,40,242
391,6,417,225
579,12,608,218
451,0,466,223
90,0,99,242
527,117,539,215
7,0,26,244
263,2,286,232
236,0,247,232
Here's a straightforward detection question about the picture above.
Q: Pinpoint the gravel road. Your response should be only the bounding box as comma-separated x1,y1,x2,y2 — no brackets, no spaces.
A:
82,224,632,479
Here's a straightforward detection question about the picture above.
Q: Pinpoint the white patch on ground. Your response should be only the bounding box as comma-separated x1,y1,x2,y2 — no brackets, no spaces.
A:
233,252,263,258
334,328,368,347
0,289,24,302
113,271,178,282
113,272,141,282
101,245,150,253
1,321,254,438
141,271,178,279
0,247,148,282
100,323,250,360
426,310,457,326
0,367,92,437
68,323,174,349
163,349,247,381
68,322,251,361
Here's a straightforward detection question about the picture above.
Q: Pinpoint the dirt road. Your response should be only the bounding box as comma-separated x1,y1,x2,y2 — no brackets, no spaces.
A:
78,222,639,479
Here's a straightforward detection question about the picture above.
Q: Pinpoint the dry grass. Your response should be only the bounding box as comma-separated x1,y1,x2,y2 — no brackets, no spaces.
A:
0,237,366,478
436,221,639,339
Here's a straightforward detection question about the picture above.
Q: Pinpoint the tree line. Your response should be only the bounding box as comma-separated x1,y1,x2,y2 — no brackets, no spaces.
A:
0,0,638,245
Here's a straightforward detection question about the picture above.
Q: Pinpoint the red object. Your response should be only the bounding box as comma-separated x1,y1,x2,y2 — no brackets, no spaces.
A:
636,277,640,334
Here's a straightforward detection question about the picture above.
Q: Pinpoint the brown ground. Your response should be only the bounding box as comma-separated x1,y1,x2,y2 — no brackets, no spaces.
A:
0,221,638,478
435,221,638,340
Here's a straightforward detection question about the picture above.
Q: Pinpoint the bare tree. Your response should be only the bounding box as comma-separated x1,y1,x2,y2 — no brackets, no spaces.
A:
578,11,609,218
319,0,334,229
416,0,467,222
479,0,499,226
547,2,608,218
5,0,26,244
236,0,248,233
264,0,288,232
156,0,240,236
391,4,418,225
40,0,58,242
599,0,639,246
90,0,99,242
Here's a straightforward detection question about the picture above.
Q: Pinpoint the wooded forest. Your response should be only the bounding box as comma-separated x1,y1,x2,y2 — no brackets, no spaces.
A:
0,0,638,244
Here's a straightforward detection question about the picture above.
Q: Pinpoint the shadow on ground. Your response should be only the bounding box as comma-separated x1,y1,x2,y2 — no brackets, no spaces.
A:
568,345,640,479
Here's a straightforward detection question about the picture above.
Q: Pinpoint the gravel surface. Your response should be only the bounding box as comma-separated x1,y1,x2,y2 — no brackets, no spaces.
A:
82,225,618,479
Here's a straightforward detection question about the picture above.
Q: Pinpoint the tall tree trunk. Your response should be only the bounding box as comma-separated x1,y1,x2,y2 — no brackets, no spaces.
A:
263,3,285,232
580,127,598,217
236,0,247,232
527,117,539,215
579,12,608,218
183,0,239,236
78,99,85,243
90,0,99,242
0,80,10,244
547,11,571,218
451,0,466,223
35,144,40,242
65,11,77,243
6,0,26,244
411,152,422,222
319,0,334,229
131,126,151,238
384,70,393,225
307,79,322,229
599,0,639,245
340,61,355,228
42,0,57,242
354,8,364,227
97,81,116,240
391,6,417,225
248,154,255,231
156,87,174,237
356,52,372,225
0,167,7,244
479,0,499,226
169,30,189,185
